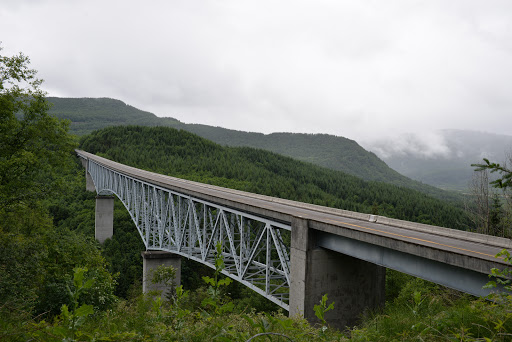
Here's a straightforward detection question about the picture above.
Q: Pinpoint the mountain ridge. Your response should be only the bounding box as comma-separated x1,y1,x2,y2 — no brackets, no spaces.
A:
80,125,470,229
48,96,459,201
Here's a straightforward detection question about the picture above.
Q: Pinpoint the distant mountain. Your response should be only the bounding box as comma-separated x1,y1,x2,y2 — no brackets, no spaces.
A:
48,97,180,135
368,130,512,191
47,97,459,201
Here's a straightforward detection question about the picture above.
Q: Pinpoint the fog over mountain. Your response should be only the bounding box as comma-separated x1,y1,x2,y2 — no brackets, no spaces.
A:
364,130,512,190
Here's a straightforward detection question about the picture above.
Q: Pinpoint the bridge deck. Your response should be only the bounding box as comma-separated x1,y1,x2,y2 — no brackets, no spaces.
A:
77,150,511,290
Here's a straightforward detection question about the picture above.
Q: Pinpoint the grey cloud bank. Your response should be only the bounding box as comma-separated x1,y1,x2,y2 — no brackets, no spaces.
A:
1,0,511,158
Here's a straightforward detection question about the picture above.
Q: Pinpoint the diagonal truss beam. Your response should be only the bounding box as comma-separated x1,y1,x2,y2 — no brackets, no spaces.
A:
86,159,291,310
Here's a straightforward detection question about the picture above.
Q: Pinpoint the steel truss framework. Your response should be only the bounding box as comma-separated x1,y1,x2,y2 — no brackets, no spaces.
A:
87,159,291,309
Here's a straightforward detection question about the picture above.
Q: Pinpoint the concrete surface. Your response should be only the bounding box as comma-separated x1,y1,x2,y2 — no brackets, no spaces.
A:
142,251,182,299
95,196,114,243
289,217,385,329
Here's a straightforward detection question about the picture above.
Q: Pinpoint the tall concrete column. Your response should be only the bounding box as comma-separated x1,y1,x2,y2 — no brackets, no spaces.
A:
289,217,385,329
289,217,312,317
95,196,114,243
141,251,182,298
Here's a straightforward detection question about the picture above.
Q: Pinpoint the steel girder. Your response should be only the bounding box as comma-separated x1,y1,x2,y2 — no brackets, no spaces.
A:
87,159,291,310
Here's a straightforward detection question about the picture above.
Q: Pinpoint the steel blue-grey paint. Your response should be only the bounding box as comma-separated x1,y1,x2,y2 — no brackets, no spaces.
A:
77,150,511,327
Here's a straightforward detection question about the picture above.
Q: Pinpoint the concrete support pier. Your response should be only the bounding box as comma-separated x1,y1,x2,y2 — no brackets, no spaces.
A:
95,196,114,243
289,217,385,329
141,251,182,298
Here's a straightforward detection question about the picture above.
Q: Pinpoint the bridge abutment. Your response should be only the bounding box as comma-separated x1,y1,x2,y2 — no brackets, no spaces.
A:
141,251,182,298
95,196,114,243
289,217,385,329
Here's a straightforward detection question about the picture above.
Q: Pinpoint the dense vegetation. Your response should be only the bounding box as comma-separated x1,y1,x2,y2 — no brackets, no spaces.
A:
2,48,512,341
0,48,117,338
48,97,459,201
80,125,470,230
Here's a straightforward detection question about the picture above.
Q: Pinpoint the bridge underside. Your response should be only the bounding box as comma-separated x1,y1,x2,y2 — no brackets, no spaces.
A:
316,231,493,298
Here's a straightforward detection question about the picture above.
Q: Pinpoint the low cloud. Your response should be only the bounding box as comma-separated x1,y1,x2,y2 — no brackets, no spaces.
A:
362,131,452,160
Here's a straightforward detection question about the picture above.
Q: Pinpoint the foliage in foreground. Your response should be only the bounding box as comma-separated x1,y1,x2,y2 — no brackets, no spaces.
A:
1,45,117,338
5,241,512,341
0,47,76,212
3,267,512,342
4,245,344,341
351,278,512,341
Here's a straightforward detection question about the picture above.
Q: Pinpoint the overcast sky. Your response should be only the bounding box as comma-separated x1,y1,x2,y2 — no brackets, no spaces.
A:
2,0,512,155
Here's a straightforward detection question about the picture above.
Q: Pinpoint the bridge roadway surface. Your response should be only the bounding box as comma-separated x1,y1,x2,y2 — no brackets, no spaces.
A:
78,150,512,296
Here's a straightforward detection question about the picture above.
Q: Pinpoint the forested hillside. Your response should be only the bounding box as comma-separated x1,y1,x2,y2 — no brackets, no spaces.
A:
48,97,180,135
5,48,512,341
49,97,459,201
80,125,470,229
173,125,452,197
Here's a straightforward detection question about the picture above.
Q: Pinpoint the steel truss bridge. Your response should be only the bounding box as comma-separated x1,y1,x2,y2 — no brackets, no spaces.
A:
84,152,292,309
77,150,512,318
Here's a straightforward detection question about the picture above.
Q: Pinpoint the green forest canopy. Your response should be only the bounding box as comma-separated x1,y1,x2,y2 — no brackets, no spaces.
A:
48,97,458,201
80,125,471,230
